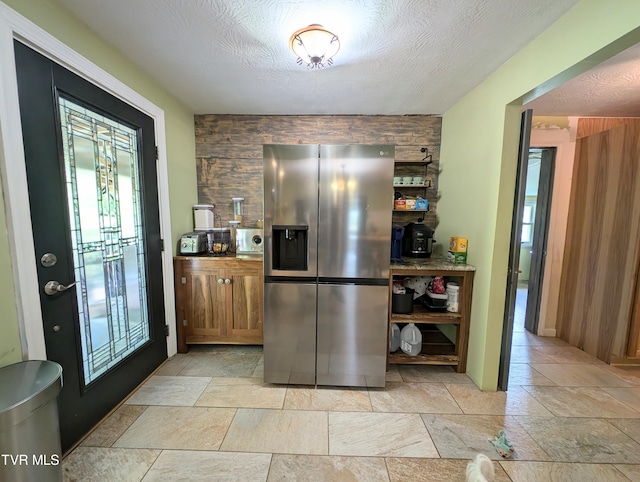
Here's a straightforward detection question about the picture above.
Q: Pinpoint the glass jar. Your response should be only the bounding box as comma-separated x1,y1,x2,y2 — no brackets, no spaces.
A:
232,197,244,224
228,220,241,252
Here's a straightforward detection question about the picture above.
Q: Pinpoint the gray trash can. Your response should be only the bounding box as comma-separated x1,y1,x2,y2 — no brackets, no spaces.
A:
0,360,63,482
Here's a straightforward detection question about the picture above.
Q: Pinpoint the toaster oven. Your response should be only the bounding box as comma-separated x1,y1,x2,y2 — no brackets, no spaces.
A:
179,232,208,255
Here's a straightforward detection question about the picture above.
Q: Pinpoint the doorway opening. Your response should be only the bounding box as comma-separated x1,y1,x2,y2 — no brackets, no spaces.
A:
514,148,556,336
498,130,556,391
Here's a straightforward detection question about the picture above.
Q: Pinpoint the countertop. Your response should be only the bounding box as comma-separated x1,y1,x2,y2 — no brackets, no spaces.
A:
174,253,473,271
391,256,476,272
174,253,263,261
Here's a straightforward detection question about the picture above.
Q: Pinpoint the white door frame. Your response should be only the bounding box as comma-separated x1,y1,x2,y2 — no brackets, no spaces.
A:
0,3,177,360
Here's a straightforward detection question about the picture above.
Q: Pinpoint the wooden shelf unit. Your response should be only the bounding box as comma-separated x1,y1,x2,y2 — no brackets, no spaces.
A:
393,149,436,224
388,266,474,372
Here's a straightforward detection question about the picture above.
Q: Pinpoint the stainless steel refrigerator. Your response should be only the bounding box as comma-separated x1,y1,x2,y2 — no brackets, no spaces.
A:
263,144,394,388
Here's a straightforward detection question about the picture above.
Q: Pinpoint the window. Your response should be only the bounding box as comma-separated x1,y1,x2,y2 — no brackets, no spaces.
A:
521,202,535,244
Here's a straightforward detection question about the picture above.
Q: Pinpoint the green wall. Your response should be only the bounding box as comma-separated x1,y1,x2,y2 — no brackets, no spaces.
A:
0,0,197,366
438,0,640,389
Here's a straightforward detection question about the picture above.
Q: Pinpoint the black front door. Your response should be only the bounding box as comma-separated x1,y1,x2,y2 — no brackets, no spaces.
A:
14,40,167,451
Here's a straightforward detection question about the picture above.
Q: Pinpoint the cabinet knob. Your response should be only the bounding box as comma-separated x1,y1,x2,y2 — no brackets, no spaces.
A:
225,278,231,284
217,278,224,284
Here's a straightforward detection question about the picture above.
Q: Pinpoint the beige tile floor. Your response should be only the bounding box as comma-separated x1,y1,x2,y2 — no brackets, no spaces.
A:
63,329,640,481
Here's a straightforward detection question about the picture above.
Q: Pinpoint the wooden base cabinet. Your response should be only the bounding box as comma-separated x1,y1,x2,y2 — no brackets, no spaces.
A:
174,256,263,352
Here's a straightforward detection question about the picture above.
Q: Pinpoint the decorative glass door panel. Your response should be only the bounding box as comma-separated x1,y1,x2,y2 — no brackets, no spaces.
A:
58,97,150,386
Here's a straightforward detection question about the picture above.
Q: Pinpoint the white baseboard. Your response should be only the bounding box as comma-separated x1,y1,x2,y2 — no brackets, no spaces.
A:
542,328,557,337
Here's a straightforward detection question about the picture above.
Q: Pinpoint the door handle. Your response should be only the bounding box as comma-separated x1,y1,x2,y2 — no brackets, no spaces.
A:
224,279,231,284
218,278,224,284
44,280,77,295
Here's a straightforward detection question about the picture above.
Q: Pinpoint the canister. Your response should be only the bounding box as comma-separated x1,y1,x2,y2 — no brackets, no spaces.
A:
193,204,214,230
232,197,244,224
446,282,459,312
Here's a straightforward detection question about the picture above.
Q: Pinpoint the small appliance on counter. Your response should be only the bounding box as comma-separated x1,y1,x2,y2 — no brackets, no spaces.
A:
193,204,215,231
179,232,208,255
235,228,263,255
402,220,434,258
391,226,404,263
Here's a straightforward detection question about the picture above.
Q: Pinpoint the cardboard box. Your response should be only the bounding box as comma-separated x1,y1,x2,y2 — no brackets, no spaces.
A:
447,251,467,264
449,237,468,252
448,237,468,264
405,199,417,210
394,199,406,210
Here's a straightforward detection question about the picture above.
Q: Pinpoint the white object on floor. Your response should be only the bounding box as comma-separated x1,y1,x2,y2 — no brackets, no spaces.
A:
466,454,495,482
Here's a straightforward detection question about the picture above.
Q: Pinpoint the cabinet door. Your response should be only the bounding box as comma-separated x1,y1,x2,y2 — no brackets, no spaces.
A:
184,265,227,341
229,265,263,343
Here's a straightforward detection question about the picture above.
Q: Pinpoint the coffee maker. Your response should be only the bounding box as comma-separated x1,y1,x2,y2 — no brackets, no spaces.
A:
402,221,434,258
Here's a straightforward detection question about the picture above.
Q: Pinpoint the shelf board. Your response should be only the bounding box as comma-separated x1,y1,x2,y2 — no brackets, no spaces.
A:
393,209,430,212
393,184,429,188
388,352,459,365
390,305,461,324
394,160,433,165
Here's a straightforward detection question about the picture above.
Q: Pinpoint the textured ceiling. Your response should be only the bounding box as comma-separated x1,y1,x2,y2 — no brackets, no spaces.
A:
525,43,640,117
51,0,582,115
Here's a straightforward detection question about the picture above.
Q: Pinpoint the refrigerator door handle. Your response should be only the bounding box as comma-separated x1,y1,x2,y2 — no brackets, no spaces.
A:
317,277,389,286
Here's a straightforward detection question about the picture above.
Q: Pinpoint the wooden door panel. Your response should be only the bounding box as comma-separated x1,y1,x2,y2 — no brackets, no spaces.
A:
557,120,640,362
231,274,262,332
188,273,225,335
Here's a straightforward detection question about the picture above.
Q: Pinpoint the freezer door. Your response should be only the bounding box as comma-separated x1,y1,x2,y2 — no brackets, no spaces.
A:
318,145,394,279
263,282,317,385
263,144,319,277
316,283,388,388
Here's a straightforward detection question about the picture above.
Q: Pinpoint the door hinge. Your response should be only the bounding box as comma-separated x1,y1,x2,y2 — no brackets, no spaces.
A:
164,324,169,337
155,146,159,160
183,320,188,326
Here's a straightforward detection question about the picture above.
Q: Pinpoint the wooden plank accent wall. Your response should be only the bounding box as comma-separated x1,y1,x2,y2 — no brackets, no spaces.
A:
628,273,640,358
194,115,441,229
576,117,639,139
557,120,640,362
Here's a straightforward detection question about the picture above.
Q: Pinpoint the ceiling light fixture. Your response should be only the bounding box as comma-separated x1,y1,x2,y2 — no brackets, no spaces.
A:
289,24,340,69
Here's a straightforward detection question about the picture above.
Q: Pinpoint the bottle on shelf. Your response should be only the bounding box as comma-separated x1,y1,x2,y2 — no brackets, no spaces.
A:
400,323,422,356
446,282,459,312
